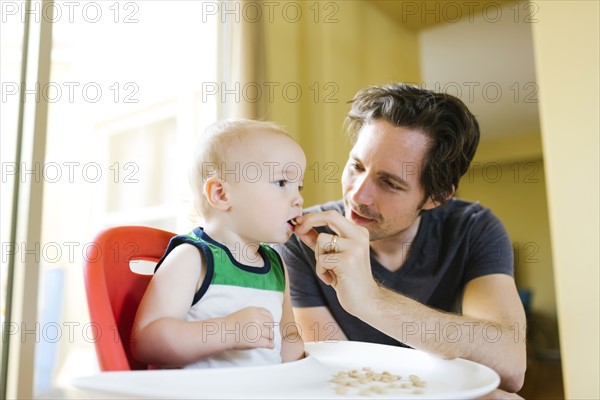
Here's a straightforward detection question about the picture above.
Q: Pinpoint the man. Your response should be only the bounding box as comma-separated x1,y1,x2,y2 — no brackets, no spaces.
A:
278,83,526,393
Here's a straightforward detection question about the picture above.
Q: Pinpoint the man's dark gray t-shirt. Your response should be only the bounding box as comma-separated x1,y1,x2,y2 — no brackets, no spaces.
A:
276,198,513,347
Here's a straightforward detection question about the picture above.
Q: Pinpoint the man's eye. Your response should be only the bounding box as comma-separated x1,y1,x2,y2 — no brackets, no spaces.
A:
384,180,402,190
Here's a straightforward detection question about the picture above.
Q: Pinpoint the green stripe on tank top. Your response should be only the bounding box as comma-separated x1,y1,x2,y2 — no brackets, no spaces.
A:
203,241,285,292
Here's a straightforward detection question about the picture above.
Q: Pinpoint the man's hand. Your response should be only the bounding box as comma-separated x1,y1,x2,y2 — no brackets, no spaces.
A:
293,210,378,314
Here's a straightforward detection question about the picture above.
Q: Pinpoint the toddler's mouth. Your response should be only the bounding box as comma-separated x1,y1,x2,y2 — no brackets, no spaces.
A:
287,218,299,228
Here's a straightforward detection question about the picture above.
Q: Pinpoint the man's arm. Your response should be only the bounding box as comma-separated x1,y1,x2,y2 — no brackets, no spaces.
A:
293,210,526,393
358,274,526,392
462,274,527,391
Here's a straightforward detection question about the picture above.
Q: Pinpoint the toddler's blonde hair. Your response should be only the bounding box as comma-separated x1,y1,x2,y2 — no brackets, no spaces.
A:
189,118,292,217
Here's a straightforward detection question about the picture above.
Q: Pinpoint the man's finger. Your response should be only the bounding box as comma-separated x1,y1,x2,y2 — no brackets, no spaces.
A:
294,225,319,248
316,265,336,286
295,210,358,239
316,233,341,255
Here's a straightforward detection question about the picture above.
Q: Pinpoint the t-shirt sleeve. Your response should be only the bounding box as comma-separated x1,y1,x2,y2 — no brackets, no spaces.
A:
463,208,514,283
274,235,326,308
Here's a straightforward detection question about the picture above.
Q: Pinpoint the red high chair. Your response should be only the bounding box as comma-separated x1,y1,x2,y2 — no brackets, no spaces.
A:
83,226,174,371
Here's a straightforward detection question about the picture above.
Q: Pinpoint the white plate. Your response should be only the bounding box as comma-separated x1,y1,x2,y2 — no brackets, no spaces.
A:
72,341,500,399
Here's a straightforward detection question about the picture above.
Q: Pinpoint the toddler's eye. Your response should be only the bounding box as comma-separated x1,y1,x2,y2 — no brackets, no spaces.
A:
275,180,287,187
350,162,364,172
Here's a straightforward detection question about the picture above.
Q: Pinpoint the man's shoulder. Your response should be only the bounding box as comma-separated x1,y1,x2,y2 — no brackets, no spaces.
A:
428,198,506,238
431,197,489,220
303,199,345,215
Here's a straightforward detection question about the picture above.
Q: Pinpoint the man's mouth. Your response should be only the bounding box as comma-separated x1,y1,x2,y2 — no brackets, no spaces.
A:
349,209,375,224
346,202,379,225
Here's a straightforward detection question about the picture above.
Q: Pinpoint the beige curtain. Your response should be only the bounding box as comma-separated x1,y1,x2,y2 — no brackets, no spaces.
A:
220,0,267,120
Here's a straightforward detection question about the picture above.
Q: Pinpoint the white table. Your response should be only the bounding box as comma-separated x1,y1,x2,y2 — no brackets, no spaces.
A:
71,341,500,399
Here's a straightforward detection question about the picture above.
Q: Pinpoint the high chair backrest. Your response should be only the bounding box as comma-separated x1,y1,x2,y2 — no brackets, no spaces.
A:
83,226,174,371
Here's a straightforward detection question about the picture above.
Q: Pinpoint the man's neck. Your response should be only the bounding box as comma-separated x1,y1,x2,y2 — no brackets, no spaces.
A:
369,215,422,272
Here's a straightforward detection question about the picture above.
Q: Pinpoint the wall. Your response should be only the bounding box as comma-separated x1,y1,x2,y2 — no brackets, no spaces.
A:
458,135,556,318
456,135,559,353
531,1,600,397
418,1,557,336
263,1,420,206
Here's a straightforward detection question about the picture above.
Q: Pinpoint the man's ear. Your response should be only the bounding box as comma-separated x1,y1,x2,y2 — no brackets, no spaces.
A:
421,185,455,211
204,177,231,211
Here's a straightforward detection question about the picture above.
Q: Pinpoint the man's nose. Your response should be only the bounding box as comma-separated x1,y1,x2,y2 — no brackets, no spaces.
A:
351,176,375,206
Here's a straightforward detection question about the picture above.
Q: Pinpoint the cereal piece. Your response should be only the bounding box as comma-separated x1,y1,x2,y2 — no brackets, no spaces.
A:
330,367,426,396
335,387,348,395
330,378,346,385
370,385,386,394
409,374,426,388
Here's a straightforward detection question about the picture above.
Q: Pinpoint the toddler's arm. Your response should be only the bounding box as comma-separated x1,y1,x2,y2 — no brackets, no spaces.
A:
131,243,275,367
279,262,305,362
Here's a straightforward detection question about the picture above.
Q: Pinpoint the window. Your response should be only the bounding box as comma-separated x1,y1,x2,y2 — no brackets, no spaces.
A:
1,2,218,395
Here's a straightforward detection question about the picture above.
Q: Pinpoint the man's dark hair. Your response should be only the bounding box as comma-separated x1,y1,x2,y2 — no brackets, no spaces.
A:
344,83,480,205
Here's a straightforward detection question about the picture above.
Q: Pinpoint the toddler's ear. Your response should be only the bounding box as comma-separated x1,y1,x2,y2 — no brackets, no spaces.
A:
204,177,231,211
